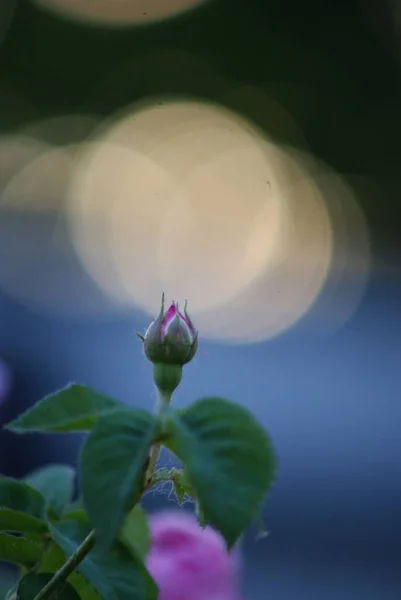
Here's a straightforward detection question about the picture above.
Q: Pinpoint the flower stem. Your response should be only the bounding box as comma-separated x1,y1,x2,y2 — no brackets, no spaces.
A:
33,530,95,600
146,389,172,482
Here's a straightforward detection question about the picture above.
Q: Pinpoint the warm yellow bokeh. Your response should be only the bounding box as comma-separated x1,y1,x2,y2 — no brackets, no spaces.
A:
67,99,340,340
0,135,117,316
33,0,210,26
0,101,370,340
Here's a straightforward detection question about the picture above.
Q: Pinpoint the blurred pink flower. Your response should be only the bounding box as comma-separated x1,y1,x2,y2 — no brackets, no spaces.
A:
146,511,241,600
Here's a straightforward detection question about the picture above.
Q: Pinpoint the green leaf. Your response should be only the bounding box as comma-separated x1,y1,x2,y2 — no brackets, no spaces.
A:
0,532,42,567
80,408,158,552
25,464,75,518
49,519,157,600
0,478,47,533
5,384,123,434
17,573,80,600
162,397,276,548
119,506,150,561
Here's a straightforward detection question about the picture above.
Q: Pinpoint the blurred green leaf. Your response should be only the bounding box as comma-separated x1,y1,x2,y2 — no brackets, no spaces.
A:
80,408,158,553
17,573,80,600
162,397,276,548
49,519,157,600
119,505,150,561
25,465,75,518
0,478,47,533
5,384,123,434
0,533,42,567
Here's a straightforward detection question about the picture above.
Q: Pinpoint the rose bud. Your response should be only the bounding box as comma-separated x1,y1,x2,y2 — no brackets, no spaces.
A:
137,294,198,397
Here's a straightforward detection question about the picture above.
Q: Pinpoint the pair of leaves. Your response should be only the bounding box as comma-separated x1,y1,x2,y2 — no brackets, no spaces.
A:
80,398,275,550
6,383,276,551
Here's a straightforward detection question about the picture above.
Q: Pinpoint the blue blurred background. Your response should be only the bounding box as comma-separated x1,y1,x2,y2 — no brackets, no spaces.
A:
1,0,401,598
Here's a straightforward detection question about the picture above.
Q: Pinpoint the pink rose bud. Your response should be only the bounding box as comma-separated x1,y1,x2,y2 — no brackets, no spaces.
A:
137,294,198,395
146,511,241,600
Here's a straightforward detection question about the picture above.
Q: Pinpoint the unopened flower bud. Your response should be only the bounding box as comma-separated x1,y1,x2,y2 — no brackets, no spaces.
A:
137,294,198,396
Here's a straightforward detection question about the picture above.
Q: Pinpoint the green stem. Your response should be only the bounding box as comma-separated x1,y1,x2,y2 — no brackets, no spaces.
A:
146,389,172,482
32,531,95,600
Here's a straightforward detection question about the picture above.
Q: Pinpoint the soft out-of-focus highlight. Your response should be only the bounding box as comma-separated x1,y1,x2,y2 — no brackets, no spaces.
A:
0,98,370,342
32,0,211,26
0,116,117,317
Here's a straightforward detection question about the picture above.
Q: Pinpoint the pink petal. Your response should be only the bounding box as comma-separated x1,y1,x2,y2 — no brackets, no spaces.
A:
146,511,241,600
161,302,177,338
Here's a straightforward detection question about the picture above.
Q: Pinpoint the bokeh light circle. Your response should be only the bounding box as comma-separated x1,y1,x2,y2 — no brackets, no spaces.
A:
0,134,51,194
67,98,337,341
0,140,120,317
33,0,210,27
0,100,368,340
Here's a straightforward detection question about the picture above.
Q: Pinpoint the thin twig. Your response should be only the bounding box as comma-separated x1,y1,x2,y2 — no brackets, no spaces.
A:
32,530,96,600
145,388,172,484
